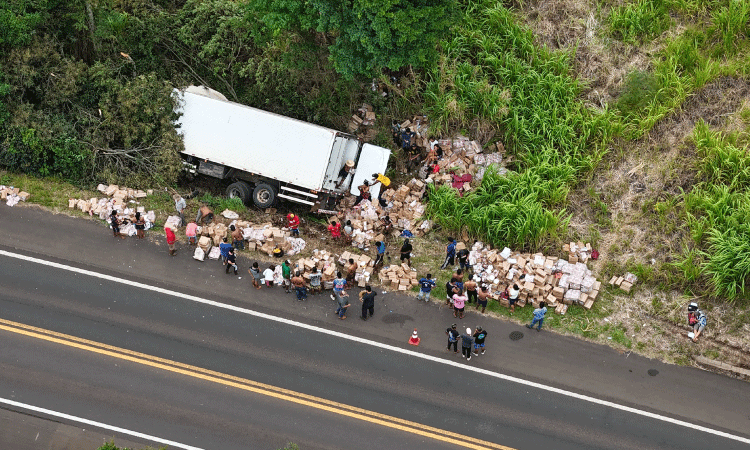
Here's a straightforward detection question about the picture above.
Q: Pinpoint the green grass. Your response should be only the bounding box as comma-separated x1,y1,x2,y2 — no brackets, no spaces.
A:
423,0,610,251
608,0,673,44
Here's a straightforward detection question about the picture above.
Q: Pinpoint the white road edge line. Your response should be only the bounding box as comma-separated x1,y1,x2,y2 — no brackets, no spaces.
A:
3,249,749,445
0,397,204,450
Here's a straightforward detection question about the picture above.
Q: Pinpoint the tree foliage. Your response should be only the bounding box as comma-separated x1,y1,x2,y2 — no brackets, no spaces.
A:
248,0,457,78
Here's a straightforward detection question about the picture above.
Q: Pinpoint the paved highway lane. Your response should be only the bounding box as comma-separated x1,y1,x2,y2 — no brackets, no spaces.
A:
1,252,749,449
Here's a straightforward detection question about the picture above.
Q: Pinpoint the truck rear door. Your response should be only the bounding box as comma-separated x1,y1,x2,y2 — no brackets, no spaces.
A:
350,144,392,199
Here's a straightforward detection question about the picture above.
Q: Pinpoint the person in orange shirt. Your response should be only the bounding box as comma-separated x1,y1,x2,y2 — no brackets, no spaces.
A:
287,213,300,237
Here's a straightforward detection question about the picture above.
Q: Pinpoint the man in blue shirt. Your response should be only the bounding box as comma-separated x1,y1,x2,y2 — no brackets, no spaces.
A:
219,237,233,265
417,274,436,302
526,301,548,331
441,237,456,269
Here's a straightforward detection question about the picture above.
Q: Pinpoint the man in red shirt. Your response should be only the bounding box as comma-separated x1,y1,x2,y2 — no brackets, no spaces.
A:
287,213,300,237
328,220,341,239
165,224,177,256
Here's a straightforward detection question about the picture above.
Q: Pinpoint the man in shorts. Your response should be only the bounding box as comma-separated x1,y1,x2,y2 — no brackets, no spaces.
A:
417,274,436,302
507,283,520,313
476,285,490,314
472,326,487,356
445,324,459,353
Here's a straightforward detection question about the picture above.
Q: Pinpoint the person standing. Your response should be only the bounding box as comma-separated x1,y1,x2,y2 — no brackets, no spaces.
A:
374,241,386,269
291,271,307,301
360,285,376,321
174,194,187,227
343,220,354,243
441,237,457,269
345,258,358,288
452,288,467,319
287,213,300,237
230,225,244,250
457,247,471,272
195,205,214,225
417,274,436,302
165,224,177,256
110,211,126,239
507,283,520,313
309,267,322,295
328,221,342,239
460,328,474,360
263,265,276,287
446,324,459,353
472,326,487,356
476,286,490,314
225,248,238,275
379,215,393,234
332,271,346,302
400,239,413,267
465,276,478,305
219,237,233,265
354,181,371,206
281,260,292,293
248,262,262,289
134,212,146,239
370,173,392,206
336,160,355,189
185,222,198,245
335,289,350,319
526,301,547,331
445,277,458,307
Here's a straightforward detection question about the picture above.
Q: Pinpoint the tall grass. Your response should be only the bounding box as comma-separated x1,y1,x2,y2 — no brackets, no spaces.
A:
423,0,609,250
608,0,673,44
681,120,750,303
709,0,750,56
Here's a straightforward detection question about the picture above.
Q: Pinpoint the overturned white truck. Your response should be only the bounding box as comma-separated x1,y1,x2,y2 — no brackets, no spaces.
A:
174,86,391,212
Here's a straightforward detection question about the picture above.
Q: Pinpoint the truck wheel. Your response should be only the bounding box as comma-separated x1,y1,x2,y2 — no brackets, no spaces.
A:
252,183,276,209
226,181,252,205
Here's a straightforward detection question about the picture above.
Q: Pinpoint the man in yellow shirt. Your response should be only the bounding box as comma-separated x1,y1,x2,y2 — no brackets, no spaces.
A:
371,173,392,207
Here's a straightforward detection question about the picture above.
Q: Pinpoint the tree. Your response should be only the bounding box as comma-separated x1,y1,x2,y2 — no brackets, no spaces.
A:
248,0,457,79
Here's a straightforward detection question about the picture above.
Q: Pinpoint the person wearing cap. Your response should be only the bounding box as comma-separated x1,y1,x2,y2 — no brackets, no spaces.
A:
281,260,292,293
370,173,392,206
460,327,474,360
287,213,300,237
446,324,459,353
465,276,478,304
472,326,488,356
173,194,187,227
688,302,707,342
336,159,355,189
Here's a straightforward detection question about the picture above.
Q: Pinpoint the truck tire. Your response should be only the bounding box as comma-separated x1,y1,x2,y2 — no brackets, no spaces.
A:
252,183,276,208
226,181,251,205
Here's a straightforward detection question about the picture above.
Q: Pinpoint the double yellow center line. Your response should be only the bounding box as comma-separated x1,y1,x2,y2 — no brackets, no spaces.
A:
0,318,513,450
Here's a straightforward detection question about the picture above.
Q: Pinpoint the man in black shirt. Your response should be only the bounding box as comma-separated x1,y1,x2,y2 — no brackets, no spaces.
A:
225,249,238,275
360,285,376,320
457,247,471,272
472,326,487,356
445,324,459,353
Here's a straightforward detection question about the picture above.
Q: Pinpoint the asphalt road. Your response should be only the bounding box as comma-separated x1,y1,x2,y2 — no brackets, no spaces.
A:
0,251,748,450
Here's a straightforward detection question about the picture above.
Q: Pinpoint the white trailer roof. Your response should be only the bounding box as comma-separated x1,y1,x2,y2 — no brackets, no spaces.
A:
175,88,338,191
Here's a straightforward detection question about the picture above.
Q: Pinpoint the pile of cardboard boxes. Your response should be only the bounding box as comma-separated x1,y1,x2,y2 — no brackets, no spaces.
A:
0,186,30,206
239,223,306,256
68,183,151,219
348,103,379,142
467,241,602,314
378,263,419,291
337,178,432,249
609,272,638,293
426,139,506,189
563,241,594,264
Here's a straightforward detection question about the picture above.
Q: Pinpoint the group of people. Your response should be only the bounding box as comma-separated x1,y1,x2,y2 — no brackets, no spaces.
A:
391,122,443,176
446,324,488,361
